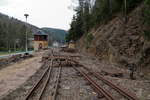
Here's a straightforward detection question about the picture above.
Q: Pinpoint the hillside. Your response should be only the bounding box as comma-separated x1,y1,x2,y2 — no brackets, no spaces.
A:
66,0,150,70
41,27,68,44
0,13,39,33
77,3,150,79
0,13,39,51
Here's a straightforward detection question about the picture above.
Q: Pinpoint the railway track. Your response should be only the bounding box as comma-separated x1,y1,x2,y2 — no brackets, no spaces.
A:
73,63,139,100
24,56,62,100
73,66,115,100
23,51,139,100
39,61,62,100
24,61,52,100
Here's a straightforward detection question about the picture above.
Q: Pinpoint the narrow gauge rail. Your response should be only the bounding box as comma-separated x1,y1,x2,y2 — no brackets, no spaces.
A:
39,60,62,100
81,65,139,100
72,62,139,100
51,64,62,100
24,55,62,100
94,71,138,100
73,66,115,100
24,60,53,100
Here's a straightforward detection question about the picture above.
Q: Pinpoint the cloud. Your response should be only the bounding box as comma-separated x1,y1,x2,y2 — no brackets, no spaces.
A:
0,0,74,30
0,0,8,6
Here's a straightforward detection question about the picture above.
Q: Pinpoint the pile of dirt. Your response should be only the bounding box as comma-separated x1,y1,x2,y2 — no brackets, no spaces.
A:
0,54,33,70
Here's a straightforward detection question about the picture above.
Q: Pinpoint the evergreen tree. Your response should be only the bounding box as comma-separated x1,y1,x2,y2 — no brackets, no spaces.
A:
66,0,144,41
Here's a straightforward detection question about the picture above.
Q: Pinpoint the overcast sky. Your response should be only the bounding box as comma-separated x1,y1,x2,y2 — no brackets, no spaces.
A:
0,0,75,30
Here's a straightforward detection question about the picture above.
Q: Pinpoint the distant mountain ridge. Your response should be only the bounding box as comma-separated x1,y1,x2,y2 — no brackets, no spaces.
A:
41,27,68,44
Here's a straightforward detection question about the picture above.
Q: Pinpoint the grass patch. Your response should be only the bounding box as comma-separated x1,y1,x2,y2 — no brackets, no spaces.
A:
0,51,22,56
143,30,150,40
0,52,11,56
0,50,33,56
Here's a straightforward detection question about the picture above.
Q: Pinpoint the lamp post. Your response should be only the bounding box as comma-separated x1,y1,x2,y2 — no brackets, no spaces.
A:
24,14,29,53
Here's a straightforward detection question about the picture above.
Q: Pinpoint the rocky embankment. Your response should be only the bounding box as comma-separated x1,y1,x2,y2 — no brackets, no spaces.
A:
77,4,150,79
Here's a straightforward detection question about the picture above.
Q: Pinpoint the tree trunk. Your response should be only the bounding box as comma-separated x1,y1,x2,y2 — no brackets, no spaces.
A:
109,0,112,14
124,0,127,23
14,42,16,52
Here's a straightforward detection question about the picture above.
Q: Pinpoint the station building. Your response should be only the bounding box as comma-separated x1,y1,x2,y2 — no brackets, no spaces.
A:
34,30,48,51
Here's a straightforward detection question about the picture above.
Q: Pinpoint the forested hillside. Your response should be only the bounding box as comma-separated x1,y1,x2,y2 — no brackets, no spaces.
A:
66,0,149,42
67,0,150,70
42,27,68,45
0,13,39,51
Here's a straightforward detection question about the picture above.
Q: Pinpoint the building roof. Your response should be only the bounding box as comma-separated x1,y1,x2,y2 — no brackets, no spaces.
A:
34,30,48,36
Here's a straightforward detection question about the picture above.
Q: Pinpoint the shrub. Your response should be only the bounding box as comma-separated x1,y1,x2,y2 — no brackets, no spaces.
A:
85,33,94,49
86,33,94,43
144,30,150,40
144,0,150,25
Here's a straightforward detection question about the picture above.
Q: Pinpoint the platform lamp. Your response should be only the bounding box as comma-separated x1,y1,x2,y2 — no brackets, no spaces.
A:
24,14,29,53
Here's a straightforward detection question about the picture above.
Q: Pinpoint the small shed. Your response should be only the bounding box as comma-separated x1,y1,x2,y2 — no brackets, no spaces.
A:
34,30,48,51
68,40,75,49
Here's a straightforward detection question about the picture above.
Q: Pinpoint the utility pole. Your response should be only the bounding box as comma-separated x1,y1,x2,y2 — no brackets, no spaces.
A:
122,0,127,35
24,14,29,53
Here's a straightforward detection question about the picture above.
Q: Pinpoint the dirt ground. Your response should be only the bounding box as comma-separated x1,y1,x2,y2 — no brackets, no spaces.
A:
0,49,149,100
0,51,45,99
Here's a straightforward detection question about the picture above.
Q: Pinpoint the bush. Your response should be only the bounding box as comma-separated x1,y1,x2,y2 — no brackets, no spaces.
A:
145,0,150,5
127,0,143,12
86,33,94,43
86,33,94,49
144,0,150,25
144,30,150,40
142,0,150,40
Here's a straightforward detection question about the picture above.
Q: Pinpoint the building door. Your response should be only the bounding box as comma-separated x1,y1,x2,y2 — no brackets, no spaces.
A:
39,43,42,49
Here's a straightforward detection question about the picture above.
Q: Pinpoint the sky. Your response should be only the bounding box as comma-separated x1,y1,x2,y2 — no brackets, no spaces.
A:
0,0,75,30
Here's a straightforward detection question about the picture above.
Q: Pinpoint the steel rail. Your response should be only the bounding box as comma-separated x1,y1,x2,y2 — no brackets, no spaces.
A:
94,72,139,100
24,62,50,100
73,66,115,100
70,59,139,100
52,62,62,100
81,64,139,100
38,60,53,100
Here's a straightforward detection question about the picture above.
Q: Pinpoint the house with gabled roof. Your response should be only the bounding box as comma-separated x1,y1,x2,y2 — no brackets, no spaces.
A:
34,30,48,51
